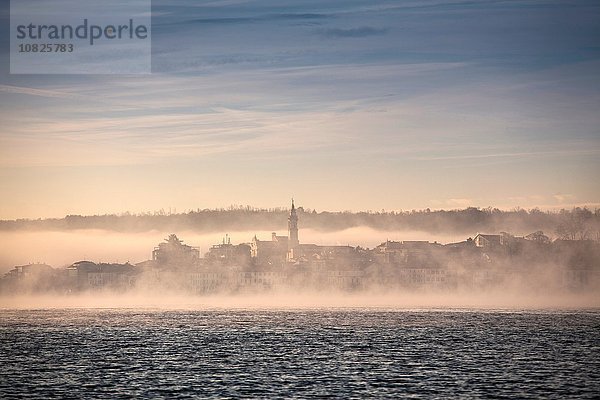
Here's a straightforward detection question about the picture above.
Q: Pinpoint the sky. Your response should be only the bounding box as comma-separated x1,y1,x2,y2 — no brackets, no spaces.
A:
0,0,599,219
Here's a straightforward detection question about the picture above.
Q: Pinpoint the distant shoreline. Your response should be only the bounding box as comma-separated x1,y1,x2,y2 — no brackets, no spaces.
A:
1,206,598,238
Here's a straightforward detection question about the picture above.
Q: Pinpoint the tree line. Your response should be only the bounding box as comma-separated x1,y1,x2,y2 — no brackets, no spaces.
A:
1,206,598,239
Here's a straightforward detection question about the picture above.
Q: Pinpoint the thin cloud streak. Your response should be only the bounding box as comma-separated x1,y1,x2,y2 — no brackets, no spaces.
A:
414,149,600,161
317,26,389,38
0,84,83,99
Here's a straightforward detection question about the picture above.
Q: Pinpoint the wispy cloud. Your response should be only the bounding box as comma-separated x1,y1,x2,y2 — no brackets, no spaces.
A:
553,193,576,204
317,26,389,38
0,84,82,99
180,12,331,26
0,103,354,167
447,198,474,207
413,149,600,162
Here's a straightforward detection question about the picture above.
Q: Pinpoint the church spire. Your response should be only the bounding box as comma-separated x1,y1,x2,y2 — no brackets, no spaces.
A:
288,198,299,249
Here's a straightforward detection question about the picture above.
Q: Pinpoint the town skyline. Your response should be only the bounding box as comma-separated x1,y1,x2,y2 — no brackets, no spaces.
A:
3,201,598,297
2,199,598,273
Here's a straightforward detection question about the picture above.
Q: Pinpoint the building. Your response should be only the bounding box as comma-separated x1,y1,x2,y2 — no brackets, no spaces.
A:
372,240,448,288
0,263,56,292
205,235,251,267
374,240,442,265
251,234,288,266
524,231,550,244
152,234,200,267
2,263,54,280
473,234,503,248
288,199,299,250
67,261,139,290
251,200,297,266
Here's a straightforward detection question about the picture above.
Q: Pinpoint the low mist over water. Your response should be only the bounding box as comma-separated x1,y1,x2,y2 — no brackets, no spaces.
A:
2,291,599,310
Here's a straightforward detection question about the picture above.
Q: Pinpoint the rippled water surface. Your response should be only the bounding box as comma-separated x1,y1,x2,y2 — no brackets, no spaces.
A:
1,309,599,398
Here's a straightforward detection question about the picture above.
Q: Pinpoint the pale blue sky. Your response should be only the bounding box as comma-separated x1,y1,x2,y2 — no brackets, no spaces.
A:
0,0,599,218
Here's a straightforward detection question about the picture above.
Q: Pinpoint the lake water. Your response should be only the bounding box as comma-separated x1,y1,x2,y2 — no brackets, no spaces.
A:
1,309,599,398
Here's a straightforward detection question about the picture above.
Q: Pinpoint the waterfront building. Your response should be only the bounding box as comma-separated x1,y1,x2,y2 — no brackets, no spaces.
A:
473,234,503,248
66,261,138,290
152,234,200,267
205,235,251,267
251,234,288,266
0,263,56,292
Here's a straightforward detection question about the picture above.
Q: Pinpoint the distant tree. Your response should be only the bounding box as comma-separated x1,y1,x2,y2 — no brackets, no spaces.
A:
556,208,594,240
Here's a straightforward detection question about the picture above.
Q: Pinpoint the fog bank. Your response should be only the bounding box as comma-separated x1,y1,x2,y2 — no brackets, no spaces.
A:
1,290,598,311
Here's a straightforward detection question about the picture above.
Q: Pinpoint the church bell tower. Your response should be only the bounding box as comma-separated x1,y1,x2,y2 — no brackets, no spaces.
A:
288,198,299,249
